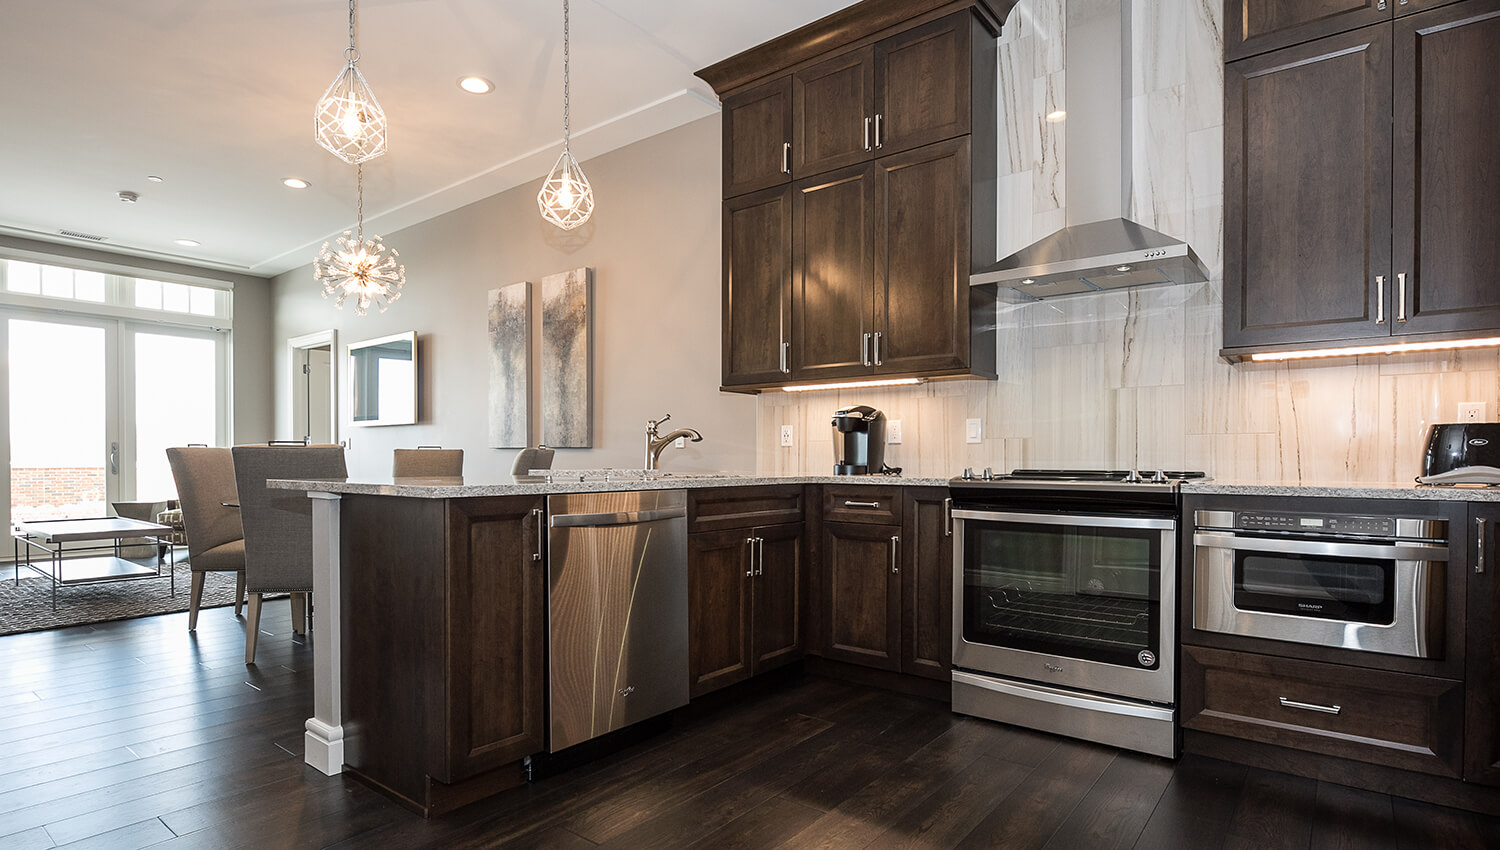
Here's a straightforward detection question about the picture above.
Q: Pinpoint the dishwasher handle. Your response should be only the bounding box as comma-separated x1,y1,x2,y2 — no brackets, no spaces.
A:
551,506,687,528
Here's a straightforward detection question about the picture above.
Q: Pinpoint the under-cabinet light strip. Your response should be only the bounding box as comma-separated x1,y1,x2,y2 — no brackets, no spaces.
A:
1248,337,1500,362
782,378,925,392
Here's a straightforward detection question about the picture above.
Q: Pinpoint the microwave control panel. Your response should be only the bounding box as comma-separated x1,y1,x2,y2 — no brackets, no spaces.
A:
1236,512,1395,537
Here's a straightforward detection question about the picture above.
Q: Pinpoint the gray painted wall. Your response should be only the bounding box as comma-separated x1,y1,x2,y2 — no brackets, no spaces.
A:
0,233,275,445
270,116,758,480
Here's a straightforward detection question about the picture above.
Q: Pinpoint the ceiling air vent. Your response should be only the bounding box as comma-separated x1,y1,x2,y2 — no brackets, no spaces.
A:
57,228,108,242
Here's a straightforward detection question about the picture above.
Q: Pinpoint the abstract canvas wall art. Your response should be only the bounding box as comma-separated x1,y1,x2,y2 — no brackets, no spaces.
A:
487,281,531,448
540,267,593,448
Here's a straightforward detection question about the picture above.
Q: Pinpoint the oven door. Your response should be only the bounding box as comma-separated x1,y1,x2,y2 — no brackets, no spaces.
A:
1193,531,1447,658
952,509,1176,705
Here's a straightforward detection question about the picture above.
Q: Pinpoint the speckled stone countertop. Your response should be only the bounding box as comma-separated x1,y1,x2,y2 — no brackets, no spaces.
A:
1183,479,1500,502
269,473,952,498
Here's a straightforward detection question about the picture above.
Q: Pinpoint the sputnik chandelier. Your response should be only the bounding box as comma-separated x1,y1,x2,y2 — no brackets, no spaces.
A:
313,163,405,316
537,0,594,229
312,0,404,313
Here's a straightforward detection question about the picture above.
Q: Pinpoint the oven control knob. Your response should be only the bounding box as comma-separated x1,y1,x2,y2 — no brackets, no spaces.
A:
1150,469,1168,483
961,467,974,480
1123,469,1143,483
981,467,994,480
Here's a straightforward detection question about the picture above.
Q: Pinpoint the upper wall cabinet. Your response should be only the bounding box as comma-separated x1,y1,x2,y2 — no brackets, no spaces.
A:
1224,0,1465,61
1222,0,1500,355
699,0,1008,390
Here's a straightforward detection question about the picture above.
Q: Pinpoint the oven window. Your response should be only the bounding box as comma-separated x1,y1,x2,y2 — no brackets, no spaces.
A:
962,520,1161,669
1234,552,1394,624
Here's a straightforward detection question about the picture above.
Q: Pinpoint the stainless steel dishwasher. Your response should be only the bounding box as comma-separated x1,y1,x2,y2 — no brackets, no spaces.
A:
546,489,688,752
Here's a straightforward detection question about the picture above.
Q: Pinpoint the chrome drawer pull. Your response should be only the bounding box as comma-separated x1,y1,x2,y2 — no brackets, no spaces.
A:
1279,696,1341,715
890,535,900,573
1478,518,1488,574
781,142,791,175
746,537,756,577
844,500,881,509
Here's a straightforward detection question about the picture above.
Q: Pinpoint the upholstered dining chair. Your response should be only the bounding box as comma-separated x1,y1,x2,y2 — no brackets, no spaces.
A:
231,444,347,665
392,446,464,477
166,447,246,630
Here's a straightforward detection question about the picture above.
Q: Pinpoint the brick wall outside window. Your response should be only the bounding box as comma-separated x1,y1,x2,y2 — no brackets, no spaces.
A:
10,466,106,521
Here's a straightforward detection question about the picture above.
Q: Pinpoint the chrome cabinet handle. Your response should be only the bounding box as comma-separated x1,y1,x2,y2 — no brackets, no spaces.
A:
781,142,791,175
1397,272,1408,322
1279,696,1341,715
745,537,756,577
109,442,119,475
1376,275,1386,325
944,497,953,536
873,332,883,366
844,500,881,509
780,341,790,374
1378,0,1386,8
874,113,883,148
890,535,900,573
532,508,545,561
862,332,872,366
864,117,872,151
1479,518,1488,574
755,537,764,576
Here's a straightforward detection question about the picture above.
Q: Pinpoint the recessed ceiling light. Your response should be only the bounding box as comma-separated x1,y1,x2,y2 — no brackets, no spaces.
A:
458,75,494,94
1115,265,1132,272
1046,110,1067,123
146,175,164,183
174,238,201,247
282,177,311,189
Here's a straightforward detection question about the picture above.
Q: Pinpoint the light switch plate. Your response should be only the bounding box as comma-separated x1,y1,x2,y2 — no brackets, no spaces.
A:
1459,402,1487,422
780,425,794,447
965,418,982,444
887,419,903,444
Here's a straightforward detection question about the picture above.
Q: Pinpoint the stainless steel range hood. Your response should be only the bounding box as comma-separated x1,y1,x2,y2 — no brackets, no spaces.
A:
971,2,1208,298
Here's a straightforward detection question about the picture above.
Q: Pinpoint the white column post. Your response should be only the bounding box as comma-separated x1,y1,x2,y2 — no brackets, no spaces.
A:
304,491,345,774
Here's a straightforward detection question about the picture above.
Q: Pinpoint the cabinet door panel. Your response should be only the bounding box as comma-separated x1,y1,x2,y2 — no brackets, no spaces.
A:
688,530,753,698
875,137,970,373
723,77,792,198
821,521,902,671
902,489,952,681
1223,28,1393,349
794,47,875,176
1393,1,1500,336
1224,0,1390,61
723,186,793,386
1467,504,1500,785
875,13,971,154
446,497,546,780
793,164,876,381
753,522,805,672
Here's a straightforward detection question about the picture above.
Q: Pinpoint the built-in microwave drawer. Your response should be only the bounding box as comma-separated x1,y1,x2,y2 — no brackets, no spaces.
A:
1181,645,1464,778
821,485,901,525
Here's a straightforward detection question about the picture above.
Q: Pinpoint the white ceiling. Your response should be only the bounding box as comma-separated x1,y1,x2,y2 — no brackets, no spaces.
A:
0,0,857,276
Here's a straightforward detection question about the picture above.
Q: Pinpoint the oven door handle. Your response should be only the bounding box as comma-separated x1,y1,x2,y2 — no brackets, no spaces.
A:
952,509,1176,531
1192,532,1449,562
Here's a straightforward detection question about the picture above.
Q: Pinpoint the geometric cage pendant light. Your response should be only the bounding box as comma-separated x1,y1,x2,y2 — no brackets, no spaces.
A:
315,0,388,164
537,0,594,229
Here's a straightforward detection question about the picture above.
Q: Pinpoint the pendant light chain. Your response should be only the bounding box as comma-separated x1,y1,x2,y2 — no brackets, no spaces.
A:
347,0,357,57
562,0,571,149
356,162,364,242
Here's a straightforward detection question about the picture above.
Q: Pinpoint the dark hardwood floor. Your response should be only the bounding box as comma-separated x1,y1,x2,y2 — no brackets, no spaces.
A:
1,605,1497,849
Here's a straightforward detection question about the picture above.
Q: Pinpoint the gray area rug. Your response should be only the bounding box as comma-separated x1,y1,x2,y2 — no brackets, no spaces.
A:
0,559,242,636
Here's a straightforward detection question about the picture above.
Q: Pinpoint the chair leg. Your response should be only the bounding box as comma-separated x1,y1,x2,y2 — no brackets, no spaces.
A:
245,593,263,665
188,572,206,631
234,572,246,616
290,592,308,636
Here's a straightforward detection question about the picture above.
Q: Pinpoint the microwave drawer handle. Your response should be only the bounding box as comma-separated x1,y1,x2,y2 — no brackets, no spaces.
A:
1279,696,1342,715
1192,532,1449,562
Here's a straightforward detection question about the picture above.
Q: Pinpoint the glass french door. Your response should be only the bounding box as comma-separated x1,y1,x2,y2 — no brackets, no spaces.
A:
3,311,225,528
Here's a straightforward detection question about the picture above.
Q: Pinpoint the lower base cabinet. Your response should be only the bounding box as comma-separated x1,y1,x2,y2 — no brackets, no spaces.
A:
1467,505,1500,786
688,522,805,697
821,521,904,671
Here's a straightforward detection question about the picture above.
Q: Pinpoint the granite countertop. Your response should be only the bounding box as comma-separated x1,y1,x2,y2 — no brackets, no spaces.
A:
1183,478,1500,502
269,473,953,498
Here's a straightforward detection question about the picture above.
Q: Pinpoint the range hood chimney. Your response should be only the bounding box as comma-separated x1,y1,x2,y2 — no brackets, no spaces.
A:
971,3,1208,298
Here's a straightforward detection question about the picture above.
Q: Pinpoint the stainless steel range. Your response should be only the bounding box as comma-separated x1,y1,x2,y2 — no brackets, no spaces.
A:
949,469,1203,758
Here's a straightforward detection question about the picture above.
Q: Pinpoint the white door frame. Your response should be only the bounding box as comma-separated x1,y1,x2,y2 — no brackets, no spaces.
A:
286,329,339,446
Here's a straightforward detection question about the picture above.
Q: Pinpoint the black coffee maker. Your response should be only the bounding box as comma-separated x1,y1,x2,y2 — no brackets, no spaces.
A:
831,405,887,475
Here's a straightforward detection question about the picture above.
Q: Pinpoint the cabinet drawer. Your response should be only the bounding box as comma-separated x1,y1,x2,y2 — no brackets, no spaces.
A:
821,485,902,525
690,485,804,532
1182,645,1464,778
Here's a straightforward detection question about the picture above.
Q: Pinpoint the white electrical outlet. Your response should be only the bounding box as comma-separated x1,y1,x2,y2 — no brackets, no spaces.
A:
675,436,686,449
965,418,982,444
780,425,795,447
1459,402,1488,423
887,419,903,444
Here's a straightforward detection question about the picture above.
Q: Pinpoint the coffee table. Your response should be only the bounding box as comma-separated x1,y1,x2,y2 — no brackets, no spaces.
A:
12,517,177,609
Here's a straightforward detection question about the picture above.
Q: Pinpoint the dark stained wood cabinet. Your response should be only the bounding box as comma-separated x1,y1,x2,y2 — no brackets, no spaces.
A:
821,520,903,671
1223,0,1500,355
1224,0,1391,60
723,185,793,386
794,47,875,177
875,13,974,154
722,77,793,199
901,487,952,681
1466,504,1500,786
793,163,877,383
341,494,545,815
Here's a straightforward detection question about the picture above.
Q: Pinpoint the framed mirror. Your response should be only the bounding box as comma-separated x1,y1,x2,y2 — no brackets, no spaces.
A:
348,331,417,427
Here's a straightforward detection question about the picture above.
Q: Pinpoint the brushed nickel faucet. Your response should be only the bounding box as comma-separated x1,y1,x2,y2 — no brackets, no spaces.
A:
645,414,703,470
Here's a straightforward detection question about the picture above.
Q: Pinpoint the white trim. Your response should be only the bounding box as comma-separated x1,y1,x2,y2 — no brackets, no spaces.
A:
0,244,236,291
0,290,232,332
306,491,344,775
286,330,339,446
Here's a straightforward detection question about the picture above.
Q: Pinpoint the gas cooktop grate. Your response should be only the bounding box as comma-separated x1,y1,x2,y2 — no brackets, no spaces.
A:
980,587,1150,648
